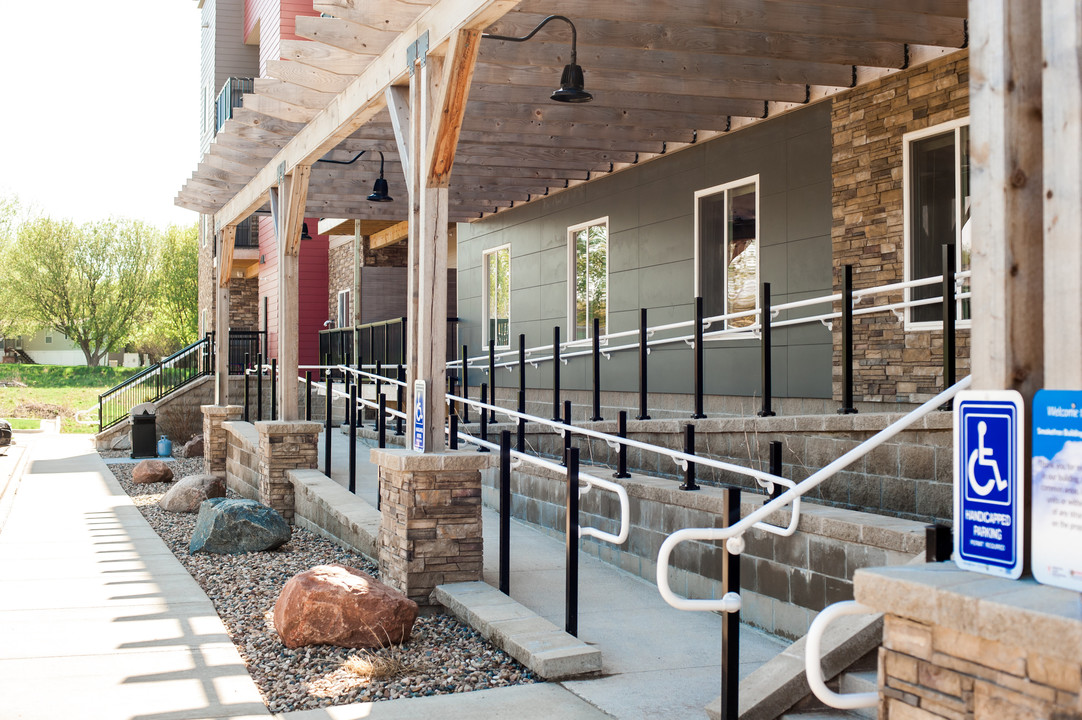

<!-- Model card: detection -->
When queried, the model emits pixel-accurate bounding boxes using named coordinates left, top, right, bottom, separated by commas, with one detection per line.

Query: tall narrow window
left=483, top=245, right=511, bottom=349
left=696, top=178, right=759, bottom=328
left=337, top=289, right=351, bottom=329
left=568, top=218, right=608, bottom=340
left=904, top=119, right=970, bottom=326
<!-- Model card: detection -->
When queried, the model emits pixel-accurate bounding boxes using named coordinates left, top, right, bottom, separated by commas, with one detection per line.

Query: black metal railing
left=235, top=217, right=259, bottom=248
left=99, top=336, right=212, bottom=431
left=320, top=317, right=459, bottom=371
left=228, top=330, right=266, bottom=375
left=215, top=77, right=253, bottom=134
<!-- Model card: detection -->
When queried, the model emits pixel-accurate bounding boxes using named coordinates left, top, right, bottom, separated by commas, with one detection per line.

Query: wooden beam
left=241, top=93, right=319, bottom=124
left=284, top=165, right=312, bottom=256
left=426, top=29, right=482, bottom=187
left=266, top=59, right=353, bottom=95
left=219, top=225, right=237, bottom=288
left=370, top=220, right=409, bottom=249
left=314, top=0, right=434, bottom=32
left=280, top=38, right=374, bottom=75
left=295, top=15, right=398, bottom=55
left=215, top=226, right=233, bottom=403
left=386, top=85, right=412, bottom=181
left=215, top=0, right=521, bottom=231
left=254, top=78, right=336, bottom=110
left=464, top=99, right=743, bottom=130
left=230, top=108, right=307, bottom=137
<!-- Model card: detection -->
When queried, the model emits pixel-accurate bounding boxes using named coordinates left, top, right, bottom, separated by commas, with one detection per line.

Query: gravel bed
left=106, top=455, right=538, bottom=713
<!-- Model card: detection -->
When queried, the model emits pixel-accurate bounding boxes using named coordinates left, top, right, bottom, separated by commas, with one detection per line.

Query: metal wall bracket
left=407, top=31, right=430, bottom=75
left=277, top=161, right=286, bottom=188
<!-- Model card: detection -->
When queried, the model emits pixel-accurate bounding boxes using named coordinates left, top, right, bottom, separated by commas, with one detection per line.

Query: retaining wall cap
left=254, top=421, right=324, bottom=435
left=370, top=447, right=493, bottom=472
left=201, top=405, right=244, bottom=416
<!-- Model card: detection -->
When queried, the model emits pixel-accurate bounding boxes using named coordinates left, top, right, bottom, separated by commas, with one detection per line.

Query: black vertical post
left=563, top=400, right=572, bottom=466
left=518, top=333, right=526, bottom=415
left=256, top=353, right=264, bottom=421
left=270, top=358, right=277, bottom=420
left=720, top=487, right=741, bottom=720
left=681, top=424, right=699, bottom=491
left=449, top=375, right=458, bottom=421
left=838, top=264, right=858, bottom=414
left=488, top=340, right=497, bottom=422
left=348, top=385, right=357, bottom=494
left=378, top=394, right=387, bottom=449
left=517, top=390, right=526, bottom=453
left=942, top=243, right=956, bottom=401
left=552, top=326, right=562, bottom=421
left=478, top=383, right=490, bottom=451
left=693, top=296, right=706, bottom=419
left=614, top=410, right=630, bottom=479
left=591, top=317, right=603, bottom=421
left=449, top=411, right=458, bottom=450
left=243, top=353, right=251, bottom=423
left=324, top=374, right=333, bottom=479
left=759, top=282, right=776, bottom=418
left=637, top=308, right=650, bottom=420
left=566, top=447, right=580, bottom=637
left=769, top=440, right=784, bottom=500
left=461, top=344, right=470, bottom=424
left=305, top=371, right=312, bottom=421
left=925, top=524, right=953, bottom=562
left=499, top=430, right=512, bottom=594
left=395, top=364, right=405, bottom=435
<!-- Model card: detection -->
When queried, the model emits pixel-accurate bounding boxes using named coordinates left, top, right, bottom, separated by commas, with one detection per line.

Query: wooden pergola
left=176, top=0, right=1078, bottom=452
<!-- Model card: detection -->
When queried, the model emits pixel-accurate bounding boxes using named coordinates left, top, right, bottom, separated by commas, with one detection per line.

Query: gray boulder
left=178, top=434, right=204, bottom=459
left=159, top=474, right=226, bottom=513
left=189, top=498, right=291, bottom=554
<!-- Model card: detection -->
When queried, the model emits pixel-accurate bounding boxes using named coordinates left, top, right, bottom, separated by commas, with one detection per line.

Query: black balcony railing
left=226, top=330, right=266, bottom=374
left=235, top=217, right=259, bottom=248
left=319, top=317, right=459, bottom=372
left=215, top=77, right=253, bottom=134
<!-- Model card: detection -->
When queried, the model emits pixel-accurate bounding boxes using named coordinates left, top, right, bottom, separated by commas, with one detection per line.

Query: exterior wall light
left=483, top=15, right=593, bottom=104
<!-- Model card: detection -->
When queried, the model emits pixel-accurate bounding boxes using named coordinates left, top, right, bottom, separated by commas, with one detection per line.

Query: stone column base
left=202, top=405, right=243, bottom=476
left=255, top=421, right=322, bottom=522
left=372, top=448, right=491, bottom=606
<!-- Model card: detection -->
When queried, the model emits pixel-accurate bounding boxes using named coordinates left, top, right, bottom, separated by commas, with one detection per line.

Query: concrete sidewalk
left=0, top=430, right=786, bottom=719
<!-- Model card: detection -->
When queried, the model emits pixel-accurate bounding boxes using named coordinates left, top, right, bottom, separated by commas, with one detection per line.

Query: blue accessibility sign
left=953, top=390, right=1025, bottom=579
left=412, top=380, right=426, bottom=453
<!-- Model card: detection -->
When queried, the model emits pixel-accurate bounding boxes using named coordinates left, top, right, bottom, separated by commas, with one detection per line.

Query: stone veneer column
left=856, top=564, right=1082, bottom=719
left=202, top=405, right=243, bottom=475
left=371, top=448, right=490, bottom=606
left=255, top=421, right=322, bottom=523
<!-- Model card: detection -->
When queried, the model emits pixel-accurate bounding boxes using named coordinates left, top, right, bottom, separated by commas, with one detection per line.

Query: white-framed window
left=695, top=176, right=759, bottom=328
left=337, top=289, right=351, bottom=329
left=903, top=117, right=970, bottom=329
left=568, top=218, right=608, bottom=340
left=482, top=244, right=511, bottom=349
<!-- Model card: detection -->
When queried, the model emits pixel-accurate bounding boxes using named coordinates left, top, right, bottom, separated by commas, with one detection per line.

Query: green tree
left=7, top=217, right=157, bottom=366
left=130, top=223, right=199, bottom=360
left=0, top=196, right=37, bottom=341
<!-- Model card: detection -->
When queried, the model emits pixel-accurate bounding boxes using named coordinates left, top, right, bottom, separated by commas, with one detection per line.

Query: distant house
left=1, top=331, right=140, bottom=367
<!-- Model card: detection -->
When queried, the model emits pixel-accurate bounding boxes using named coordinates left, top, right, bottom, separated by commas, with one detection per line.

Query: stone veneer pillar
left=855, top=563, right=1082, bottom=719
left=255, top=421, right=322, bottom=523
left=202, top=405, right=243, bottom=475
left=371, top=448, right=490, bottom=606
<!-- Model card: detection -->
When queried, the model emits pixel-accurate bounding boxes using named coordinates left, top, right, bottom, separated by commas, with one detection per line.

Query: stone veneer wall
left=328, top=239, right=353, bottom=322
left=856, top=564, right=1082, bottom=719
left=481, top=463, right=926, bottom=639
left=255, top=422, right=322, bottom=522
left=222, top=420, right=260, bottom=500
left=831, top=51, right=971, bottom=404
left=229, top=276, right=259, bottom=330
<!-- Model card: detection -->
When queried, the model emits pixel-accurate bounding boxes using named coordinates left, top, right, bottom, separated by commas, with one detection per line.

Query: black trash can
left=130, top=402, right=157, bottom=459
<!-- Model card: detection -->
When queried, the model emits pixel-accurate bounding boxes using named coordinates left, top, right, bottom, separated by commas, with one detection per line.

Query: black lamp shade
left=301, top=222, right=312, bottom=240
left=367, top=177, right=393, bottom=202
left=551, top=63, right=592, bottom=103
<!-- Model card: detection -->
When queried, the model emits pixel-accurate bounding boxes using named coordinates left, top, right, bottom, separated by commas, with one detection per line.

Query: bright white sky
left=0, top=1, right=201, bottom=229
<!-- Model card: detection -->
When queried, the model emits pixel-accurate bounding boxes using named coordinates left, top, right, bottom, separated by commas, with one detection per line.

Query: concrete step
left=839, top=670, right=878, bottom=720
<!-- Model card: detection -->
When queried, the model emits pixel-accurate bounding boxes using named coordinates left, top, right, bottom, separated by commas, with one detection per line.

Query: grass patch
left=0, top=363, right=143, bottom=434
left=6, top=418, right=40, bottom=430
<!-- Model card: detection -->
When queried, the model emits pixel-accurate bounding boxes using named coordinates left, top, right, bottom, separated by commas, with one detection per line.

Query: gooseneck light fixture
left=316, top=149, right=394, bottom=203
left=367, top=152, right=393, bottom=202
left=483, top=15, right=592, bottom=103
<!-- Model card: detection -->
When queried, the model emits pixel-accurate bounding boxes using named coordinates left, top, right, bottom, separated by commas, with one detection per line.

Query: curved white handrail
left=805, top=601, right=879, bottom=709
left=656, top=375, right=972, bottom=612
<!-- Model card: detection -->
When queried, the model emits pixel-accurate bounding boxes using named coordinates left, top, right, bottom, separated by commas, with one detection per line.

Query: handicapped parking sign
left=953, top=390, right=1024, bottom=578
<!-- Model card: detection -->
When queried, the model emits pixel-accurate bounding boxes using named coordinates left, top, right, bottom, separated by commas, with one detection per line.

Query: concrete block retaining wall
left=482, top=462, right=927, bottom=639
left=222, top=421, right=260, bottom=500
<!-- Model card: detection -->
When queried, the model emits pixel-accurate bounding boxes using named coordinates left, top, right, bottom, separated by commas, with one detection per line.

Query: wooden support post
left=970, top=0, right=1044, bottom=398
left=214, top=226, right=235, bottom=404
left=1042, top=0, right=1082, bottom=387
left=274, top=166, right=312, bottom=421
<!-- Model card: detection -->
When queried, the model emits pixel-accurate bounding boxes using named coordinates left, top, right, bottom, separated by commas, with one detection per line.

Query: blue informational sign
left=1031, top=390, right=1082, bottom=591
left=953, top=390, right=1024, bottom=579
left=412, top=380, right=426, bottom=453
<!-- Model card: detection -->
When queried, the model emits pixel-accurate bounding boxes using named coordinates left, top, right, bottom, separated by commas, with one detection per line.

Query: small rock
left=273, top=564, right=418, bottom=649
left=159, top=474, right=226, bottom=513
left=132, top=459, right=173, bottom=484
left=178, top=434, right=205, bottom=459
left=190, top=498, right=291, bottom=554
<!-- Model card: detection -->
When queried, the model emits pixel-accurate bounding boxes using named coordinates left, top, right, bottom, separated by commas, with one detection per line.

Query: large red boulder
left=132, top=459, right=174, bottom=484
left=273, top=564, right=418, bottom=649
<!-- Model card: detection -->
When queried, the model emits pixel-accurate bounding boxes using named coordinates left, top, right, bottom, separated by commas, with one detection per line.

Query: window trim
left=902, top=116, right=971, bottom=331
left=482, top=243, right=512, bottom=350
left=567, top=217, right=609, bottom=341
left=336, top=289, right=351, bottom=329
left=693, top=175, right=760, bottom=328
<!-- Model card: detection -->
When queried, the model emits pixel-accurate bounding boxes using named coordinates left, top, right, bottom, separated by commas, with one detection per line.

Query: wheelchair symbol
left=967, top=420, right=1007, bottom=497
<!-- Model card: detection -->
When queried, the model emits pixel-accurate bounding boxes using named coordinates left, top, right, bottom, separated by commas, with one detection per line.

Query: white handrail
left=655, top=375, right=972, bottom=612
left=805, top=601, right=878, bottom=709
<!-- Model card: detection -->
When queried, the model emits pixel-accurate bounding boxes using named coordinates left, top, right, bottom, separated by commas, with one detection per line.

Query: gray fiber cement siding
left=457, top=102, right=833, bottom=399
